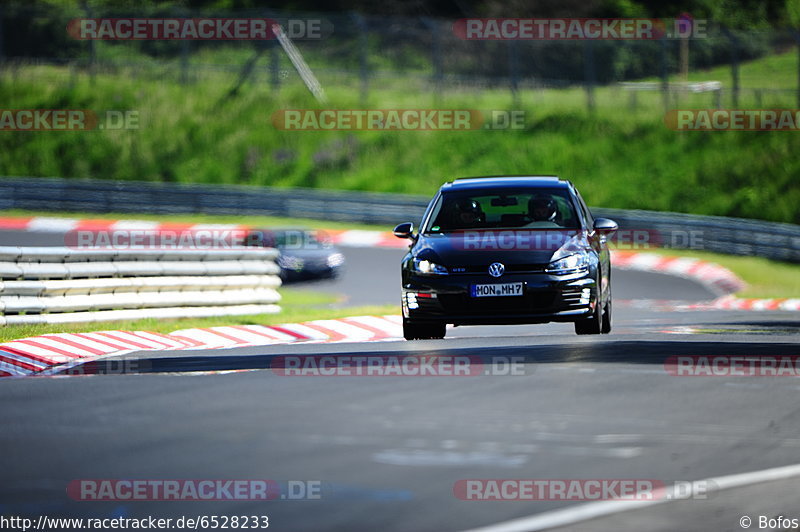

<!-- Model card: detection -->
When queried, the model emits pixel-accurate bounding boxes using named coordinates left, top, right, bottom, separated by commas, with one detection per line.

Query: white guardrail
left=0, top=247, right=282, bottom=326
left=618, top=81, right=723, bottom=93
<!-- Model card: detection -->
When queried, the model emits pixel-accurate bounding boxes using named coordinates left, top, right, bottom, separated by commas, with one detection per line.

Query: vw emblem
left=488, top=262, right=505, bottom=278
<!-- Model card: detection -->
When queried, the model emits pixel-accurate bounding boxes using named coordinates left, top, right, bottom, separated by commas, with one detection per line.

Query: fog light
left=579, top=288, right=591, bottom=304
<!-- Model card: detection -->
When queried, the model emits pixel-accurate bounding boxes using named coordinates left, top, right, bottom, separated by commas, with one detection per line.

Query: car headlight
left=326, top=252, right=345, bottom=268
left=546, top=233, right=592, bottom=274
left=412, top=258, right=448, bottom=275
left=546, top=253, right=589, bottom=274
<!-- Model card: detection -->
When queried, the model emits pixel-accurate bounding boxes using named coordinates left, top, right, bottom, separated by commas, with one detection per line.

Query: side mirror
left=593, top=218, right=618, bottom=234
left=393, top=222, right=415, bottom=239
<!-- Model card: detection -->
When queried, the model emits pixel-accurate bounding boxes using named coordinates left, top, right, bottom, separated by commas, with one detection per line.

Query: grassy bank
left=0, top=51, right=799, bottom=223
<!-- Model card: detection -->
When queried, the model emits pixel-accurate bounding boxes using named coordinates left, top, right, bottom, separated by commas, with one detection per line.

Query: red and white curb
left=609, top=251, right=800, bottom=311
left=687, top=295, right=800, bottom=312
left=617, top=297, right=800, bottom=313
left=609, top=251, right=745, bottom=295
left=0, top=315, right=403, bottom=377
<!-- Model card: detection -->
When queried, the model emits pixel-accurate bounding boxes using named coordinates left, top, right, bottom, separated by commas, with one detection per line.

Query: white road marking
left=27, top=217, right=79, bottom=232
left=463, top=462, right=800, bottom=532
left=373, top=449, right=528, bottom=468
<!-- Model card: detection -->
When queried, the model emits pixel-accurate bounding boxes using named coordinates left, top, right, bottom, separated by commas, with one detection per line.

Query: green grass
left=0, top=50, right=799, bottom=223
left=0, top=287, right=397, bottom=342
left=634, top=247, right=800, bottom=299
left=642, top=46, right=800, bottom=90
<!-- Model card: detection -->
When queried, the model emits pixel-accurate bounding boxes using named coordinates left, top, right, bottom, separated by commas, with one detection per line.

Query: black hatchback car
left=393, top=176, right=617, bottom=340
left=244, top=228, right=345, bottom=283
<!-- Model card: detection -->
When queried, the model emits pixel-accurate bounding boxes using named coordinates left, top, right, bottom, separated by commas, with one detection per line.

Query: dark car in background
left=245, top=229, right=345, bottom=283
left=394, top=176, right=617, bottom=339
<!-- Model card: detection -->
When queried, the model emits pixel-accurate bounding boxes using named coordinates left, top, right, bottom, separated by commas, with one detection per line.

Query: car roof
left=442, top=175, right=571, bottom=192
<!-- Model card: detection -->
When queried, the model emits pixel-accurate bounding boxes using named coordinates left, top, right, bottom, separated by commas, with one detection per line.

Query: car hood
left=414, top=230, right=581, bottom=266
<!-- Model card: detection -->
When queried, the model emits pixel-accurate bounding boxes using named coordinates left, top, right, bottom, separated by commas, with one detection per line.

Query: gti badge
left=488, top=262, right=505, bottom=278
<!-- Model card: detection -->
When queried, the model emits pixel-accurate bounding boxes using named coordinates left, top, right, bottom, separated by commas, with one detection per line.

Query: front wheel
left=403, top=320, right=446, bottom=340
left=601, top=297, right=612, bottom=334
left=574, top=298, right=603, bottom=335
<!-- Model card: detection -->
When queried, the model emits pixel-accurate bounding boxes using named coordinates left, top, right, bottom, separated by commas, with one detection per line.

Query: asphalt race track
left=1, top=230, right=800, bottom=531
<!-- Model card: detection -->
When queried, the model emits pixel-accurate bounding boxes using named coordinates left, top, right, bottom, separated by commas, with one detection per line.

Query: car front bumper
left=402, top=272, right=597, bottom=325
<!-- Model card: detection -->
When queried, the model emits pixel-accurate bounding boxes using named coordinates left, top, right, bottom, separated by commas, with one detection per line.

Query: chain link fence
left=1, top=4, right=799, bottom=110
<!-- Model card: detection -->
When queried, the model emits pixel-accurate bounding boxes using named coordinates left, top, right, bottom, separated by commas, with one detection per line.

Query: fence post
left=178, top=7, right=189, bottom=84
left=264, top=10, right=280, bottom=93
left=0, top=4, right=4, bottom=67
left=81, top=1, right=96, bottom=85
left=679, top=36, right=689, bottom=80
left=352, top=13, right=369, bottom=106
left=660, top=36, right=669, bottom=111
left=731, top=36, right=739, bottom=107
left=269, top=40, right=281, bottom=93
left=795, top=31, right=800, bottom=108
left=722, top=27, right=739, bottom=107
left=509, top=39, right=520, bottom=107
left=628, top=90, right=637, bottom=112
left=422, top=17, right=443, bottom=105
left=584, top=39, right=596, bottom=112
left=181, top=40, right=190, bottom=84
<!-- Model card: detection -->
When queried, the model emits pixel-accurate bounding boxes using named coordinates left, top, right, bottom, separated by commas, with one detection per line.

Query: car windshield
left=425, top=188, right=580, bottom=232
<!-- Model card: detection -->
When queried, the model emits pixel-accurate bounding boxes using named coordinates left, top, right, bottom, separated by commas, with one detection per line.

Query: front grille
left=507, top=264, right=547, bottom=273
left=439, top=291, right=556, bottom=314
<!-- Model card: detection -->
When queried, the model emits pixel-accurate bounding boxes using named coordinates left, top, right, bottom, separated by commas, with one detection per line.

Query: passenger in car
left=450, top=198, right=485, bottom=229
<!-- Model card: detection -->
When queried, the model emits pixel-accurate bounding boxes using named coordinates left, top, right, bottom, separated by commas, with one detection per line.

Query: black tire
left=403, top=320, right=446, bottom=340
left=574, top=297, right=603, bottom=335
left=601, top=297, right=612, bottom=334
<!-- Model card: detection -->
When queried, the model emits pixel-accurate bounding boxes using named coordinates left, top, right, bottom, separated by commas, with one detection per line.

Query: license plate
left=471, top=282, right=524, bottom=297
